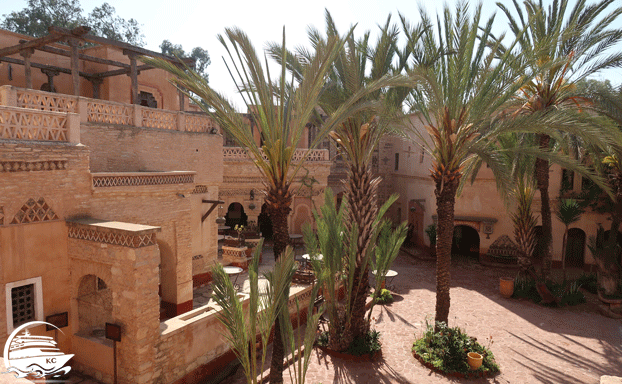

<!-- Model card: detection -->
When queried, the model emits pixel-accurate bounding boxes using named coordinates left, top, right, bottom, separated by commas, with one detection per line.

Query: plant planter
left=467, top=352, right=483, bottom=370
left=316, top=345, right=381, bottom=361
left=499, top=277, right=514, bottom=298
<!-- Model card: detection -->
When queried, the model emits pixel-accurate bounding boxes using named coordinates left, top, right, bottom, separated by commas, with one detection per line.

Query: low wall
left=155, top=285, right=315, bottom=384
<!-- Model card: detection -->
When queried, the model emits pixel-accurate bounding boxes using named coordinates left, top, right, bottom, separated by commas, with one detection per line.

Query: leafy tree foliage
left=1, top=0, right=145, bottom=46
left=160, top=40, right=210, bottom=82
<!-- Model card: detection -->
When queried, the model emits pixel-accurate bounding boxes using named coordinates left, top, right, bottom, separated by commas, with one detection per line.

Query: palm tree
left=497, top=0, right=622, bottom=279
left=556, top=198, right=584, bottom=274
left=404, top=2, right=535, bottom=328
left=271, top=10, right=415, bottom=349
left=144, top=27, right=349, bottom=384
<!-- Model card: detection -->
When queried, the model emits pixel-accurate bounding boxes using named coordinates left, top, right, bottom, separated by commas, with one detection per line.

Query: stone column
left=127, top=53, right=139, bottom=105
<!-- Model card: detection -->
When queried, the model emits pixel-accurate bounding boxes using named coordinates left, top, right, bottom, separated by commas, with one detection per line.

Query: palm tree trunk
left=344, top=163, right=379, bottom=343
left=265, top=186, right=292, bottom=384
left=536, top=134, right=553, bottom=279
left=434, top=180, right=459, bottom=330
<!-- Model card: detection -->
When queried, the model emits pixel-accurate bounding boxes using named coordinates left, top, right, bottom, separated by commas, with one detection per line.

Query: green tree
left=160, top=40, right=210, bottom=81
left=269, top=10, right=414, bottom=349
left=1, top=0, right=145, bottom=45
left=144, top=26, right=355, bottom=384
left=404, top=2, right=534, bottom=328
left=497, top=0, right=622, bottom=279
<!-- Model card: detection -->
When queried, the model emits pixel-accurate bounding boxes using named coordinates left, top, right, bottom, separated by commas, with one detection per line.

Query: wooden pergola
left=0, top=26, right=193, bottom=110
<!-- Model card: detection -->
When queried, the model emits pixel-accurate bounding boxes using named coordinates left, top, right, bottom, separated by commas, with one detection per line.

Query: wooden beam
left=0, top=56, right=92, bottom=78
left=201, top=200, right=224, bottom=223
left=21, top=41, right=131, bottom=69
left=20, top=49, right=34, bottom=88
left=0, top=33, right=64, bottom=57
left=67, top=38, right=81, bottom=96
left=128, top=53, right=138, bottom=104
left=90, top=63, right=153, bottom=78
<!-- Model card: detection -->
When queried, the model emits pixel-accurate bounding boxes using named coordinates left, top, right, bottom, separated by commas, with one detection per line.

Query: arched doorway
left=565, top=228, right=586, bottom=268
left=77, top=274, right=112, bottom=335
left=225, top=202, right=248, bottom=229
left=258, top=203, right=273, bottom=240
left=408, top=201, right=424, bottom=247
left=451, top=225, right=480, bottom=258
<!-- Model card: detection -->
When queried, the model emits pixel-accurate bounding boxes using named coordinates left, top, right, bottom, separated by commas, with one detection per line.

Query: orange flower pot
left=499, top=277, right=514, bottom=298
left=467, top=352, right=483, bottom=370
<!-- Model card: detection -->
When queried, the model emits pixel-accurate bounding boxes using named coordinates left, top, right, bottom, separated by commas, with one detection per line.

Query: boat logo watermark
left=3, top=321, right=73, bottom=379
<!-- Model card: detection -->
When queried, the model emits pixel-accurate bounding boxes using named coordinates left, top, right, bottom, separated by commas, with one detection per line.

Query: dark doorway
left=408, top=201, right=424, bottom=247
left=225, top=202, right=247, bottom=229
left=258, top=203, right=273, bottom=240
left=451, top=225, right=480, bottom=258
left=565, top=228, right=586, bottom=268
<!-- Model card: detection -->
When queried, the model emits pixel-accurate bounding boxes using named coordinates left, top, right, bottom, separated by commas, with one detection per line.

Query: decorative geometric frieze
left=288, top=288, right=314, bottom=308
left=68, top=226, right=157, bottom=248
left=191, top=185, right=209, bottom=194
left=11, top=198, right=59, bottom=224
left=0, top=160, right=67, bottom=172
left=218, top=189, right=250, bottom=198
left=87, top=101, right=133, bottom=125
left=1, top=107, right=69, bottom=141
left=185, top=115, right=216, bottom=133
left=223, top=176, right=264, bottom=184
left=16, top=89, right=77, bottom=113
left=223, top=147, right=328, bottom=162
left=141, top=109, right=176, bottom=130
left=92, top=173, right=195, bottom=188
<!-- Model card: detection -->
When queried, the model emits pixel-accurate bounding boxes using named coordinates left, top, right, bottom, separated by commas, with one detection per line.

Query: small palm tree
left=497, top=0, right=622, bottom=279
left=556, top=198, right=584, bottom=274
left=511, top=176, right=539, bottom=276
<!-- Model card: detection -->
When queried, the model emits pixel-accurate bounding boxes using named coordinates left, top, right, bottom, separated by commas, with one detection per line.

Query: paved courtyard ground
left=226, top=250, right=622, bottom=384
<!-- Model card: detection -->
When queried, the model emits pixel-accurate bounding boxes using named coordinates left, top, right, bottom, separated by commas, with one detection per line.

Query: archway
left=451, top=225, right=480, bottom=258
left=258, top=203, right=273, bottom=240
left=292, top=202, right=311, bottom=235
left=158, top=240, right=176, bottom=320
left=77, top=274, right=112, bottom=336
left=565, top=228, right=586, bottom=268
left=408, top=201, right=424, bottom=247
left=225, top=202, right=248, bottom=229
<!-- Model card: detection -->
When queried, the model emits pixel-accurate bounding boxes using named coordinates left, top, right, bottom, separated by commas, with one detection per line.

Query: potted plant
left=467, top=352, right=483, bottom=370
left=499, top=277, right=514, bottom=298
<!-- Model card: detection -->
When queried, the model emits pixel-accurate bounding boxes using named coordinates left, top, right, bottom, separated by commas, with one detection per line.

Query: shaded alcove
left=77, top=274, right=112, bottom=336
left=565, top=228, right=586, bottom=268
left=451, top=225, right=480, bottom=258
left=225, top=202, right=248, bottom=229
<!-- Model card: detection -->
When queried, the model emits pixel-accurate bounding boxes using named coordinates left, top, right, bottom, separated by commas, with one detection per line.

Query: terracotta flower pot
left=499, top=277, right=514, bottom=298
left=467, top=352, right=483, bottom=370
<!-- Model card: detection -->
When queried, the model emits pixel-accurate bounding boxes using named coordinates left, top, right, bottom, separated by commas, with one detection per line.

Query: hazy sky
left=1, top=0, right=620, bottom=108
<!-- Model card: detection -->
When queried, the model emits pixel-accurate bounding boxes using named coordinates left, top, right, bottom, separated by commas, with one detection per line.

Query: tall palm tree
left=497, top=0, right=622, bottom=278
left=270, top=10, right=415, bottom=349
left=144, top=27, right=349, bottom=384
left=404, top=2, right=535, bottom=328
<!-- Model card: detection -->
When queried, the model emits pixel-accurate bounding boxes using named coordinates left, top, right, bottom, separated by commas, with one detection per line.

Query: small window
left=561, top=169, right=574, bottom=192
left=419, top=146, right=425, bottom=164
left=5, top=277, right=43, bottom=333
left=395, top=153, right=399, bottom=171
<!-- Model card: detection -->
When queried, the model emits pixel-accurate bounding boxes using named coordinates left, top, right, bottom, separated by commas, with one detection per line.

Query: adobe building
left=0, top=27, right=325, bottom=383
left=378, top=114, right=612, bottom=269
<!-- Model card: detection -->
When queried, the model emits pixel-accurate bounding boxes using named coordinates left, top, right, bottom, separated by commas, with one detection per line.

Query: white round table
left=372, top=269, right=398, bottom=289
left=223, top=266, right=243, bottom=291
left=302, top=254, right=323, bottom=261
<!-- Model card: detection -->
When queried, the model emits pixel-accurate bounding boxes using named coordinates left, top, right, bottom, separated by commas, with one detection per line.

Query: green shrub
left=347, top=329, right=381, bottom=356
left=374, top=288, right=394, bottom=304
left=575, top=273, right=598, bottom=294
left=513, top=277, right=586, bottom=306
left=412, top=321, right=499, bottom=376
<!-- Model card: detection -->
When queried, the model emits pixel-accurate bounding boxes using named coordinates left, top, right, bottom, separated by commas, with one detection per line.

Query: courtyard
left=222, top=249, right=622, bottom=384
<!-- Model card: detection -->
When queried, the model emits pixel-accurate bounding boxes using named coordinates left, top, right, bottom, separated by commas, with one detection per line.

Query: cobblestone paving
left=226, top=251, right=622, bottom=384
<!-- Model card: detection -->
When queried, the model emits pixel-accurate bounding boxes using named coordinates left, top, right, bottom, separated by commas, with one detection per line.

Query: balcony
left=0, top=85, right=218, bottom=144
